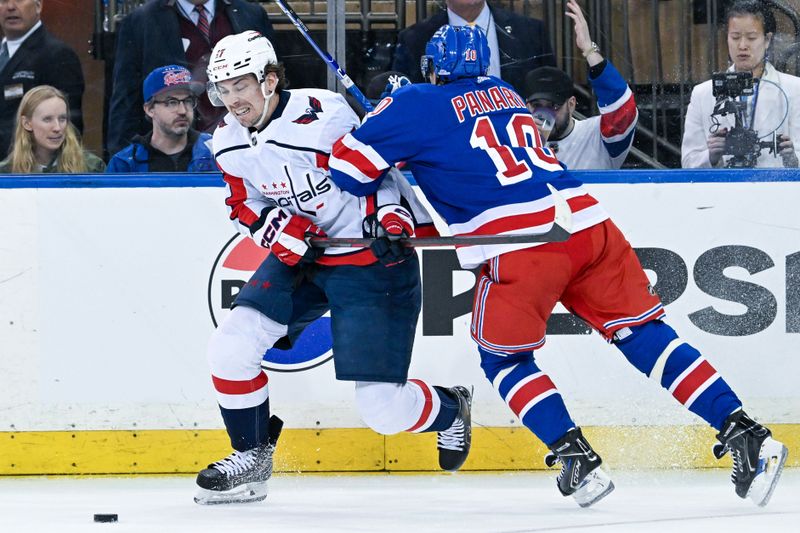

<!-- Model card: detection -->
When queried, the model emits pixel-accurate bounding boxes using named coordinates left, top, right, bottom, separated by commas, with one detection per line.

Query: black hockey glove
left=363, top=204, right=414, bottom=266
left=370, top=237, right=413, bottom=266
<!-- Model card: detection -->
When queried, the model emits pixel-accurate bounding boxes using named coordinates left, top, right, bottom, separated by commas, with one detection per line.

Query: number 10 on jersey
left=470, top=113, right=562, bottom=185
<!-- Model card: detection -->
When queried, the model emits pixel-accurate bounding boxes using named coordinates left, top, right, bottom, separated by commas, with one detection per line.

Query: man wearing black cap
left=524, top=0, right=637, bottom=170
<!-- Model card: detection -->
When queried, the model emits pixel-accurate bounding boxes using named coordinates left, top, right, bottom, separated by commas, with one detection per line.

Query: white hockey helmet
left=206, top=30, right=278, bottom=106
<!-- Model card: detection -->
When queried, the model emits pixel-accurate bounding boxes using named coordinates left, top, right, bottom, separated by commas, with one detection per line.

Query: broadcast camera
left=710, top=72, right=776, bottom=168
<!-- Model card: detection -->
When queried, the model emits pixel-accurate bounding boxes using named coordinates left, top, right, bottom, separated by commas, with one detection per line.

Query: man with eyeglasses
left=524, top=0, right=637, bottom=170
left=106, top=0, right=274, bottom=159
left=107, top=65, right=214, bottom=173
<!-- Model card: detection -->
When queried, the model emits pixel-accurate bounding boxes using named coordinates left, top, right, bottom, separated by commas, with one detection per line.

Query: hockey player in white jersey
left=193, top=30, right=472, bottom=505
left=523, top=0, right=637, bottom=170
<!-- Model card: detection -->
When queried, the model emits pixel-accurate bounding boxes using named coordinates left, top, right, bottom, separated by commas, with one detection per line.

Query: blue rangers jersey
left=213, top=88, right=437, bottom=266
left=329, top=76, right=608, bottom=268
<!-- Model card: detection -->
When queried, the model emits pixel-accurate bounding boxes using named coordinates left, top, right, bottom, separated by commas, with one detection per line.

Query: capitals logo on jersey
left=292, top=96, right=324, bottom=124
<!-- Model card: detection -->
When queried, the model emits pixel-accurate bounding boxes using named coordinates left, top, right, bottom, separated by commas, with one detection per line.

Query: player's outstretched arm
left=330, top=87, right=423, bottom=196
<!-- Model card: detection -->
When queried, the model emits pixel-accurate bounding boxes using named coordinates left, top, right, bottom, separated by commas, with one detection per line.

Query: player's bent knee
left=478, top=347, right=534, bottom=381
left=354, top=381, right=409, bottom=435
left=613, top=320, right=681, bottom=376
left=207, top=305, right=288, bottom=378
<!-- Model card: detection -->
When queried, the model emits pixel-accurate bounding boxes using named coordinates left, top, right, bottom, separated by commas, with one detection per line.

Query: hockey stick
left=272, top=0, right=374, bottom=113
left=312, top=184, right=573, bottom=248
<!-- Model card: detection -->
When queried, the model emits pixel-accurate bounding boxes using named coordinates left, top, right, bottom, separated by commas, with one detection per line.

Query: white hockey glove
left=379, top=74, right=411, bottom=100
left=252, top=207, right=326, bottom=267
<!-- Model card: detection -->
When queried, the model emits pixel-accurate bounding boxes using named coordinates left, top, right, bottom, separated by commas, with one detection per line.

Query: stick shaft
left=272, top=0, right=374, bottom=112
left=310, top=224, right=570, bottom=248
left=313, top=184, right=574, bottom=248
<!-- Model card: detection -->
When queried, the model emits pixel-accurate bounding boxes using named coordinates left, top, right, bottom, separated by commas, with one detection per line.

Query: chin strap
left=254, top=81, right=275, bottom=129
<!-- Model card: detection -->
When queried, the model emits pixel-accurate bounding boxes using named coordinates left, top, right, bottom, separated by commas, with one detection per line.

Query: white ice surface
left=1, top=469, right=798, bottom=532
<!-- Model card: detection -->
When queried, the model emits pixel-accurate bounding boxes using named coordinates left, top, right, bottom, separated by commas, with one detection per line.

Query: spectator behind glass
left=523, top=0, right=637, bottom=170
left=107, top=65, right=214, bottom=173
left=391, top=0, right=555, bottom=95
left=682, top=0, right=800, bottom=168
left=0, top=85, right=104, bottom=173
left=0, top=0, right=85, bottom=158
left=107, top=0, right=274, bottom=157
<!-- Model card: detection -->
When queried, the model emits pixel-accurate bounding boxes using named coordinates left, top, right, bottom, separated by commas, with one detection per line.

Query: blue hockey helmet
left=421, top=25, right=491, bottom=83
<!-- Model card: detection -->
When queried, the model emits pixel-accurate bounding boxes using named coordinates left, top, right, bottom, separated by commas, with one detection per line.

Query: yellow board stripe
left=1, top=425, right=797, bottom=475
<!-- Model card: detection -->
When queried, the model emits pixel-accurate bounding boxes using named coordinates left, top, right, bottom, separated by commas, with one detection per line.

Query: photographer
left=682, top=0, right=800, bottom=168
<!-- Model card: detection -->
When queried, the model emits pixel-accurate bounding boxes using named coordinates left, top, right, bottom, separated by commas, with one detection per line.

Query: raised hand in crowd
left=565, top=0, right=602, bottom=66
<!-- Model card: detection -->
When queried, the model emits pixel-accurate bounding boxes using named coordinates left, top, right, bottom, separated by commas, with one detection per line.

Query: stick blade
left=546, top=182, right=573, bottom=234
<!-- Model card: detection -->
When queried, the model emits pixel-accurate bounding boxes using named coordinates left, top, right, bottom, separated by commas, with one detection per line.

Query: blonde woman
left=0, top=86, right=104, bottom=173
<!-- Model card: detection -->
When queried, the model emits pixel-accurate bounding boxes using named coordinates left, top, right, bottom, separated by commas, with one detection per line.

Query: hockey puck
left=93, top=514, right=118, bottom=523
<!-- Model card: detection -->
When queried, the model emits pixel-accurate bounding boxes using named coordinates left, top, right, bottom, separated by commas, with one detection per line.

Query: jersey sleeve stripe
left=316, top=153, right=330, bottom=169
left=604, top=130, right=637, bottom=158
left=222, top=172, right=260, bottom=227
left=600, top=95, right=638, bottom=139
left=331, top=134, right=389, bottom=181
left=598, top=86, right=634, bottom=114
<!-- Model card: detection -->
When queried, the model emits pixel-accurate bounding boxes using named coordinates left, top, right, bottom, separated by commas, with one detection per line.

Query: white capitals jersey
left=546, top=60, right=637, bottom=170
left=213, top=88, right=436, bottom=266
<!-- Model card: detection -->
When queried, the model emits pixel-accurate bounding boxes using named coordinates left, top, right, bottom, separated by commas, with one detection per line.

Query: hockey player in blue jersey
left=329, top=25, right=788, bottom=508
left=194, top=31, right=472, bottom=505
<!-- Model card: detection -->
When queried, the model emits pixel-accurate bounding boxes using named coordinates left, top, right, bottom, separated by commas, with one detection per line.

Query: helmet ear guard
left=420, top=55, right=435, bottom=80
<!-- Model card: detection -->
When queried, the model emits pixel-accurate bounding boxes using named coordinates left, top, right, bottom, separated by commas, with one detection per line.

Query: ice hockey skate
left=713, top=410, right=788, bottom=507
left=437, top=386, right=473, bottom=472
left=545, top=427, right=614, bottom=508
left=194, top=415, right=283, bottom=505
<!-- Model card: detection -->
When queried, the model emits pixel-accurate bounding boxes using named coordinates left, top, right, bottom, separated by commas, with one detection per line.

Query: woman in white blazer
left=682, top=0, right=800, bottom=168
